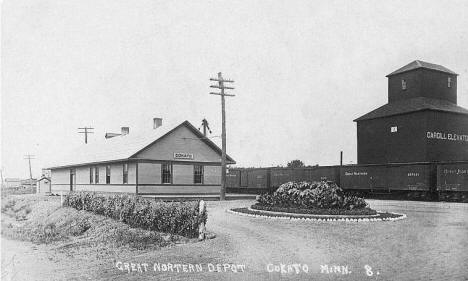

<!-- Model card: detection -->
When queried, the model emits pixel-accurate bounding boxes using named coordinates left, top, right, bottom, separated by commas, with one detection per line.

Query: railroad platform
left=141, top=193, right=258, bottom=201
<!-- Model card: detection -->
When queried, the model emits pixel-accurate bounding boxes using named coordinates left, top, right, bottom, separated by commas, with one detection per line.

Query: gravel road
left=2, top=199, right=468, bottom=281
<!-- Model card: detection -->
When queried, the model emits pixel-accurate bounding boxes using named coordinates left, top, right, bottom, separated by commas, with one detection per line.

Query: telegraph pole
left=210, top=72, right=235, bottom=200
left=78, top=127, right=94, bottom=144
left=24, top=154, right=35, bottom=189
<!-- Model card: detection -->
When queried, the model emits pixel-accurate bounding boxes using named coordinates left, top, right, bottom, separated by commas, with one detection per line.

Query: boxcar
left=306, top=166, right=340, bottom=184
left=386, top=164, right=433, bottom=191
left=226, top=169, right=241, bottom=188
left=437, top=163, right=468, bottom=192
left=340, top=165, right=387, bottom=190
left=270, top=168, right=295, bottom=188
left=246, top=168, right=270, bottom=190
left=437, top=163, right=468, bottom=202
left=240, top=169, right=249, bottom=188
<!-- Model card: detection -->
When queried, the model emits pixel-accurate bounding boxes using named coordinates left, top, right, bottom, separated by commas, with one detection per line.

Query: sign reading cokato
left=173, top=152, right=194, bottom=160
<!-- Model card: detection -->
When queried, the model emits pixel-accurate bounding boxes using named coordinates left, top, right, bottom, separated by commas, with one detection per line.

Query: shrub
left=257, top=181, right=368, bottom=210
left=64, top=192, right=207, bottom=238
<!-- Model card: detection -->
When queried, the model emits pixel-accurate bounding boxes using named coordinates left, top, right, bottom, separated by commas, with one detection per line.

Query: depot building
left=354, top=60, right=468, bottom=164
left=46, top=119, right=235, bottom=196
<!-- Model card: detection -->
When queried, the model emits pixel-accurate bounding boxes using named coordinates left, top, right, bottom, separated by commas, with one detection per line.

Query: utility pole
left=199, top=118, right=212, bottom=137
left=24, top=154, right=35, bottom=189
left=78, top=126, right=94, bottom=144
left=210, top=72, right=235, bottom=201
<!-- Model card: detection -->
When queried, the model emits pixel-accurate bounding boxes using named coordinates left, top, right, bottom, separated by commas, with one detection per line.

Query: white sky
left=2, top=0, right=468, bottom=178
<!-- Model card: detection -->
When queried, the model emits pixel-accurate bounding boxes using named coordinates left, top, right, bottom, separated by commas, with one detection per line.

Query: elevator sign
left=173, top=152, right=194, bottom=160
left=426, top=132, right=468, bottom=142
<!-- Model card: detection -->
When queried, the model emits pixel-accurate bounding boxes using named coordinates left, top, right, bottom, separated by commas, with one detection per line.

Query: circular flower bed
left=250, top=204, right=377, bottom=216
left=228, top=207, right=406, bottom=222
left=228, top=181, right=406, bottom=222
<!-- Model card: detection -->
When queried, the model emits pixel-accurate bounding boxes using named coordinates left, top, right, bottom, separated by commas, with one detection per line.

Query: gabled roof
left=354, top=97, right=468, bottom=121
left=46, top=120, right=235, bottom=169
left=386, top=60, right=458, bottom=77
left=38, top=176, right=51, bottom=182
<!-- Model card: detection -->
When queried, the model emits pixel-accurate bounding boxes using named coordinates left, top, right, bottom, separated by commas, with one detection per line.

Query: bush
left=257, top=181, right=368, bottom=210
left=64, top=192, right=207, bottom=238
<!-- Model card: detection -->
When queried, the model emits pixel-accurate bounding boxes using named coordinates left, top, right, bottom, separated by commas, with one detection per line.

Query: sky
left=2, top=0, right=468, bottom=178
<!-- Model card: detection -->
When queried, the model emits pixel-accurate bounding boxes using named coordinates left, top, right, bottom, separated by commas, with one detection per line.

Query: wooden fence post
left=60, top=191, right=64, bottom=207
left=198, top=200, right=206, bottom=240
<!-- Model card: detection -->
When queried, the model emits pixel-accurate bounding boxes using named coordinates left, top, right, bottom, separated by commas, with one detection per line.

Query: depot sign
left=426, top=132, right=468, bottom=142
left=173, top=152, right=194, bottom=160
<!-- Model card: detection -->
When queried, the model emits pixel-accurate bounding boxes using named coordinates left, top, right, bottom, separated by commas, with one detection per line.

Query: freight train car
left=437, top=163, right=468, bottom=202
left=226, top=168, right=270, bottom=194
left=305, top=166, right=341, bottom=184
left=340, top=165, right=387, bottom=191
left=340, top=163, right=436, bottom=200
left=269, top=166, right=340, bottom=189
left=226, top=162, right=468, bottom=202
left=270, top=168, right=296, bottom=188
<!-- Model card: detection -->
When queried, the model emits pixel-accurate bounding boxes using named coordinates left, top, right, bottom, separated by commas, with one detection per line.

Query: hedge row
left=64, top=192, right=207, bottom=238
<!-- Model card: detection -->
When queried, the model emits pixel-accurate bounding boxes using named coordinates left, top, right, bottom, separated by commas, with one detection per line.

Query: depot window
left=448, top=77, right=452, bottom=88
left=94, top=166, right=99, bottom=184
left=194, top=165, right=204, bottom=184
left=401, top=79, right=407, bottom=90
left=123, top=163, right=128, bottom=184
left=106, top=165, right=111, bottom=184
left=162, top=163, right=172, bottom=184
left=90, top=167, right=94, bottom=184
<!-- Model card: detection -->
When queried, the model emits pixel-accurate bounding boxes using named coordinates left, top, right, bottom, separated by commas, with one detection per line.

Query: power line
left=209, top=72, right=235, bottom=201
left=78, top=127, right=94, bottom=144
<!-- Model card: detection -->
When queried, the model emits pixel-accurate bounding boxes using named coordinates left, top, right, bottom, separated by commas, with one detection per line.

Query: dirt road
left=2, top=199, right=468, bottom=281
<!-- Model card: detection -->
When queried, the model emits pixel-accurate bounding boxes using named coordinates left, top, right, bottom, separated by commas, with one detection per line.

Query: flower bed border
left=227, top=207, right=406, bottom=222
left=251, top=204, right=377, bottom=216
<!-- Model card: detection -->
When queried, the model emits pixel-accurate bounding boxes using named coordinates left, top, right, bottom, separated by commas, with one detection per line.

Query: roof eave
left=386, top=67, right=458, bottom=77
left=46, top=158, right=132, bottom=170
left=355, top=108, right=468, bottom=122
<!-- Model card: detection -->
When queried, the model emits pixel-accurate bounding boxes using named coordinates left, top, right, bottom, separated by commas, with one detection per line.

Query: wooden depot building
left=46, top=120, right=235, bottom=197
